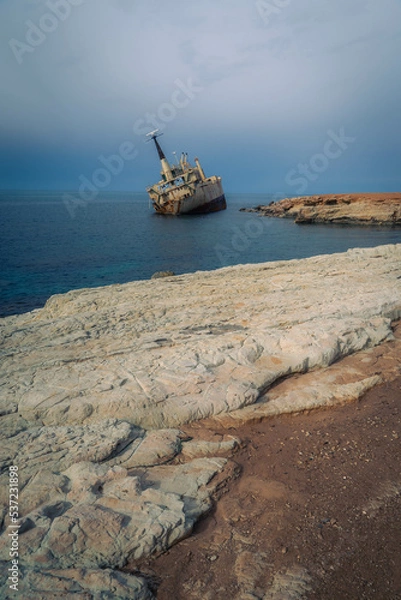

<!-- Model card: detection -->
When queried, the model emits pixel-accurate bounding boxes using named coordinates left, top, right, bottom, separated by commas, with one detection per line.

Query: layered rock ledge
left=1, top=244, right=401, bottom=598
left=241, top=192, right=401, bottom=225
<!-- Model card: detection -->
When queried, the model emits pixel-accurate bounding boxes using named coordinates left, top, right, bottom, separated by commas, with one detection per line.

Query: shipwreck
left=146, top=130, right=226, bottom=215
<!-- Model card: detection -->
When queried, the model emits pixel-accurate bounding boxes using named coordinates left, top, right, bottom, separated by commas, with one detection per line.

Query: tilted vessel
left=146, top=130, right=226, bottom=215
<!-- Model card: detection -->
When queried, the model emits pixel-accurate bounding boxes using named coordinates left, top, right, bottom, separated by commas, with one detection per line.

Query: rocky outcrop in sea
left=241, top=193, right=401, bottom=225
left=1, top=244, right=401, bottom=598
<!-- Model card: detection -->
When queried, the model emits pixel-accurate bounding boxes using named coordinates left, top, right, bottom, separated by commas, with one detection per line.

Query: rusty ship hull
left=152, top=177, right=226, bottom=215
left=146, top=131, right=227, bottom=216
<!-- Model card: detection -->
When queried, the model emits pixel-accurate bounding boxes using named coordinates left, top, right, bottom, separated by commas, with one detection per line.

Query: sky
left=1, top=0, right=400, bottom=194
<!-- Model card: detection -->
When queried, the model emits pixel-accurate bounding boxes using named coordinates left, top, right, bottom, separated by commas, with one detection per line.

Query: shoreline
left=242, top=192, right=401, bottom=226
left=142, top=360, right=401, bottom=599
left=2, top=191, right=401, bottom=320
left=1, top=243, right=400, bottom=598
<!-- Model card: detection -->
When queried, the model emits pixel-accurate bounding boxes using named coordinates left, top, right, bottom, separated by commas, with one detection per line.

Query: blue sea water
left=1, top=190, right=401, bottom=317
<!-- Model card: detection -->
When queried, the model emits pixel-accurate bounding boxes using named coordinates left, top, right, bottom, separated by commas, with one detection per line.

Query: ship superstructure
left=146, top=130, right=226, bottom=215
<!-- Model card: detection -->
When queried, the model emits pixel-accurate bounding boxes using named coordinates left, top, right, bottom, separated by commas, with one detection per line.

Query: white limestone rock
left=108, top=428, right=184, bottom=468
left=1, top=245, right=400, bottom=430
left=214, top=375, right=381, bottom=426
left=0, top=562, right=154, bottom=600
left=1, top=244, right=401, bottom=597
left=181, top=436, right=240, bottom=459
left=0, top=457, right=227, bottom=571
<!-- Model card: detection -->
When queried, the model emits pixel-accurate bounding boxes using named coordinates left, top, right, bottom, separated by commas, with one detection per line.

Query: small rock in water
left=151, top=270, right=175, bottom=279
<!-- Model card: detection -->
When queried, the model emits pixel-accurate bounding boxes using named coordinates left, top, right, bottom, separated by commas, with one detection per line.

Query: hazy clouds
left=1, top=0, right=400, bottom=192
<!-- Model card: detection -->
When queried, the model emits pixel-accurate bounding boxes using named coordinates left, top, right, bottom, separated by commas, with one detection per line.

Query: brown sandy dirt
left=127, top=330, right=401, bottom=600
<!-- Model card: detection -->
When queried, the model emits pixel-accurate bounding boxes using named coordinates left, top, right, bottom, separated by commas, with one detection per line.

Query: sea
left=1, top=190, right=401, bottom=318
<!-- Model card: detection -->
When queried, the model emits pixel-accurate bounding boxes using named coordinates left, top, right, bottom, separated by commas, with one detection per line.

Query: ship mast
left=146, top=130, right=173, bottom=182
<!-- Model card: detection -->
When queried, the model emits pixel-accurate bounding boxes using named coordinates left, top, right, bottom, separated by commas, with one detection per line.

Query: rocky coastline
left=241, top=192, right=401, bottom=225
left=1, top=244, right=401, bottom=598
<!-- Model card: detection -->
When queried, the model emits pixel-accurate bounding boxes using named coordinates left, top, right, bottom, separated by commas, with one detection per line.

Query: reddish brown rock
left=248, top=193, right=401, bottom=225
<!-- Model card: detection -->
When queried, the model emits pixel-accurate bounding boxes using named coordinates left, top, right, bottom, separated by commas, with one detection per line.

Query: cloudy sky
left=1, top=0, right=400, bottom=193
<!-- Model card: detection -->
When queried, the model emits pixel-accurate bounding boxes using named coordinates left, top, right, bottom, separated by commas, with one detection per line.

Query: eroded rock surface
left=243, top=192, right=401, bottom=225
left=0, top=563, right=153, bottom=600
left=1, top=244, right=401, bottom=597
left=2, top=244, right=401, bottom=430
left=0, top=455, right=229, bottom=599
